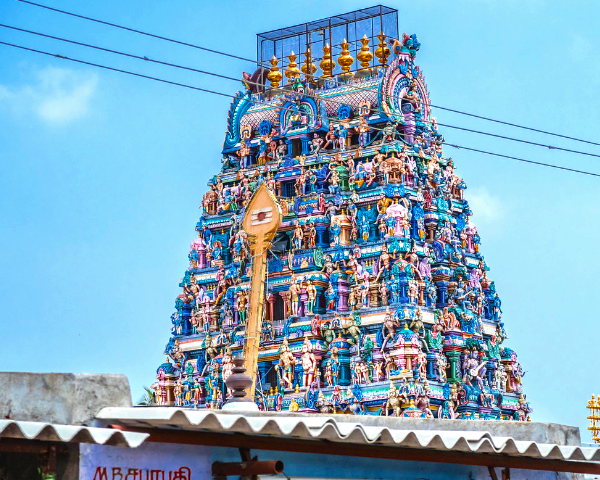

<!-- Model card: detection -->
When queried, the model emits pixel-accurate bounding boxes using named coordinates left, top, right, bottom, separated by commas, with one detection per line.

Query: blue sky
left=1, top=0, right=599, bottom=440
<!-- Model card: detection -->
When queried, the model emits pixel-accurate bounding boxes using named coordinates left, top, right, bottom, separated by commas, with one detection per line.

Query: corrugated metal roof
left=96, top=407, right=600, bottom=463
left=0, top=419, right=148, bottom=448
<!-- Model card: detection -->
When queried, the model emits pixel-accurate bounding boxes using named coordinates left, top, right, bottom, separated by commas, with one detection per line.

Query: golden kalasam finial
left=338, top=38, right=354, bottom=74
left=267, top=55, right=283, bottom=88
left=587, top=393, right=600, bottom=444
left=301, top=47, right=317, bottom=79
left=319, top=43, right=336, bottom=77
left=375, top=32, right=391, bottom=66
left=285, top=51, right=302, bottom=83
left=357, top=34, right=374, bottom=71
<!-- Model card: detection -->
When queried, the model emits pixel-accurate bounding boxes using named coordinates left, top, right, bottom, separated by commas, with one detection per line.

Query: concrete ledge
left=0, top=372, right=132, bottom=425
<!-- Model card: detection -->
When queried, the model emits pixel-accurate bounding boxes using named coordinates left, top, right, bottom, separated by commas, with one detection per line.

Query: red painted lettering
left=125, top=468, right=140, bottom=480
left=148, top=470, right=164, bottom=480
left=93, top=467, right=108, bottom=480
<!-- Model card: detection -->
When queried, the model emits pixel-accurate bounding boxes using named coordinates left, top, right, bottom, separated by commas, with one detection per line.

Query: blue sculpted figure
left=170, top=311, right=183, bottom=335
left=233, top=234, right=244, bottom=261
left=425, top=278, right=437, bottom=307
left=219, top=302, right=227, bottom=327
left=473, top=229, right=481, bottom=252
left=258, top=138, right=268, bottom=165
left=188, top=248, right=198, bottom=267
left=385, top=215, right=396, bottom=237
left=283, top=316, right=292, bottom=338
left=390, top=274, right=400, bottom=303
left=359, top=215, right=370, bottom=242
left=305, top=382, right=319, bottom=410
left=493, top=293, right=502, bottom=321
left=355, top=163, right=367, bottom=189
left=309, top=170, right=317, bottom=192
left=330, top=220, right=342, bottom=246
left=201, top=224, right=212, bottom=246
left=211, top=242, right=222, bottom=262
left=331, top=360, right=339, bottom=386
left=376, top=328, right=384, bottom=348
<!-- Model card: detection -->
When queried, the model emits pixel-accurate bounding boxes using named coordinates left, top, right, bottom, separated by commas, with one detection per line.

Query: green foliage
left=136, top=386, right=155, bottom=406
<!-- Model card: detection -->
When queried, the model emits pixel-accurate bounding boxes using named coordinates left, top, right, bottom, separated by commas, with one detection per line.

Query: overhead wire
left=0, top=23, right=392, bottom=135
left=0, top=23, right=248, bottom=85
left=432, top=105, right=600, bottom=148
left=16, top=0, right=258, bottom=64
left=445, top=144, right=600, bottom=178
left=2, top=39, right=600, bottom=179
left=15, top=0, right=600, bottom=148
left=3, top=22, right=600, bottom=161
left=436, top=123, right=600, bottom=159
left=0, top=40, right=233, bottom=98
left=0, top=38, right=392, bottom=138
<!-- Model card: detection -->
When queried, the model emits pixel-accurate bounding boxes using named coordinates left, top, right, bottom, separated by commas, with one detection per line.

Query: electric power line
left=16, top=0, right=600, bottom=148
left=2, top=39, right=600, bottom=179
left=436, top=123, right=600, bottom=159
left=0, top=40, right=232, bottom=98
left=0, top=39, right=382, bottom=134
left=434, top=105, right=600, bottom=148
left=3, top=22, right=600, bottom=161
left=16, top=0, right=257, bottom=64
left=0, top=23, right=245, bottom=85
left=446, top=144, right=600, bottom=178
left=0, top=35, right=392, bottom=137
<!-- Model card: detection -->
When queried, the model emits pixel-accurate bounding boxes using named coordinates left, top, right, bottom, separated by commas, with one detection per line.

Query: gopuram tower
left=153, top=6, right=531, bottom=421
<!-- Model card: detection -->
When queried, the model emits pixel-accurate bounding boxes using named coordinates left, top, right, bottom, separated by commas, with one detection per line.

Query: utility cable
left=2, top=39, right=600, bottom=179
left=0, top=40, right=232, bottom=98
left=15, top=0, right=600, bottom=147
left=436, top=123, right=600, bottom=159
left=446, top=144, right=600, bottom=178
left=433, top=105, right=600, bottom=147
left=4, top=23, right=599, bottom=160
left=0, top=37, right=389, bottom=135
left=16, top=0, right=258, bottom=64
left=0, top=23, right=247, bottom=85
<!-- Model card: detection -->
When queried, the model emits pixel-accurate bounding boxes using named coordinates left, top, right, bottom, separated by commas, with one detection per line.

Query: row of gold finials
left=587, top=394, right=600, bottom=444
left=266, top=32, right=393, bottom=88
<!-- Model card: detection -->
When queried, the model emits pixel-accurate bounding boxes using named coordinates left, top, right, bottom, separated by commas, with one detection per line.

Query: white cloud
left=0, top=66, right=98, bottom=125
left=466, top=186, right=506, bottom=224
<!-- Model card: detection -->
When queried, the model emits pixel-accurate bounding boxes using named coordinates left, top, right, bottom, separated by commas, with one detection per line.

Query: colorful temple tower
left=154, top=6, right=531, bottom=421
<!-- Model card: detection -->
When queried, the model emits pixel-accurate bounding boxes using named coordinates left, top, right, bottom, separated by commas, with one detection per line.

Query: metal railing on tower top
left=253, top=6, right=398, bottom=92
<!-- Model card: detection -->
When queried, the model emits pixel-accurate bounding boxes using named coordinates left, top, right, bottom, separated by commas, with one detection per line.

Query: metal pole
left=212, top=460, right=284, bottom=477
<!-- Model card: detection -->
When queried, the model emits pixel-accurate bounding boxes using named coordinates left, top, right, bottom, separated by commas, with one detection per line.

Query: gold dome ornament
left=267, top=55, right=283, bottom=88
left=285, top=51, right=302, bottom=83
left=356, top=34, right=374, bottom=73
left=337, top=38, right=354, bottom=75
left=319, top=43, right=336, bottom=77
left=301, top=47, right=317, bottom=80
left=375, top=32, right=391, bottom=67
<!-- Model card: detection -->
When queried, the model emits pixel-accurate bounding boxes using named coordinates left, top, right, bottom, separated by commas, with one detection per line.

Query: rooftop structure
left=255, top=6, right=398, bottom=90
left=154, top=6, right=530, bottom=423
